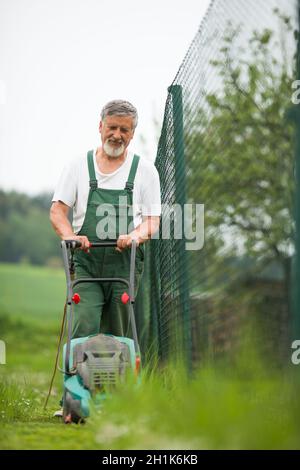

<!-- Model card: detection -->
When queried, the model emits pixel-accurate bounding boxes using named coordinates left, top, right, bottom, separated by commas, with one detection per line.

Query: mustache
left=108, top=138, right=124, bottom=145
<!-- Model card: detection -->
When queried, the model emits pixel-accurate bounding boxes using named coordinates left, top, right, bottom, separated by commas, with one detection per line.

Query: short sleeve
left=141, top=165, right=161, bottom=216
left=52, top=161, right=77, bottom=208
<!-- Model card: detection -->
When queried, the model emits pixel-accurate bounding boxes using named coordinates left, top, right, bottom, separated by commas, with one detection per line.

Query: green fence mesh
left=136, top=0, right=299, bottom=369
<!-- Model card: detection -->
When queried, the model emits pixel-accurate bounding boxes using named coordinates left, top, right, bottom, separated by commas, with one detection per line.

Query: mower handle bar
left=61, top=238, right=140, bottom=374
left=63, top=239, right=118, bottom=249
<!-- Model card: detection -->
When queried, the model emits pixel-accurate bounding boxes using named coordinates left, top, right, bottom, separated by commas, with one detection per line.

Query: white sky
left=0, top=0, right=211, bottom=195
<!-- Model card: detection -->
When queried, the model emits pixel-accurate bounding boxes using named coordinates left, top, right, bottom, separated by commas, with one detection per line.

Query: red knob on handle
left=72, top=293, right=81, bottom=304
left=135, top=356, right=141, bottom=375
left=121, top=292, right=130, bottom=304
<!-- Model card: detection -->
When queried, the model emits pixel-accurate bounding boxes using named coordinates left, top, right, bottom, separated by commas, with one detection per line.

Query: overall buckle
left=125, top=182, right=134, bottom=192
left=90, top=180, right=98, bottom=190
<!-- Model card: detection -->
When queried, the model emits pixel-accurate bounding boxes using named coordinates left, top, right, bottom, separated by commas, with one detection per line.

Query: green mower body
left=62, top=333, right=137, bottom=423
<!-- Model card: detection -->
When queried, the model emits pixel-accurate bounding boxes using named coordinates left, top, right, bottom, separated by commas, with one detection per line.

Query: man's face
left=99, top=115, right=135, bottom=158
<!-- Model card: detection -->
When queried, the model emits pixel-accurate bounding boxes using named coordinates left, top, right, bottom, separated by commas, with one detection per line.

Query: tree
left=186, top=12, right=296, bottom=316
left=0, top=190, right=60, bottom=265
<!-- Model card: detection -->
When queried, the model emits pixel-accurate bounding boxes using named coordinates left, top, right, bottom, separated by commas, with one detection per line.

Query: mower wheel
left=63, top=391, right=83, bottom=424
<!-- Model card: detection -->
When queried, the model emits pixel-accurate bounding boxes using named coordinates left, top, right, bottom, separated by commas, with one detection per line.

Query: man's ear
left=99, top=121, right=103, bottom=133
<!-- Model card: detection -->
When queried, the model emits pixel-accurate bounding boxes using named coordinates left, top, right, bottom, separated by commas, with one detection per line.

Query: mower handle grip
left=90, top=241, right=118, bottom=248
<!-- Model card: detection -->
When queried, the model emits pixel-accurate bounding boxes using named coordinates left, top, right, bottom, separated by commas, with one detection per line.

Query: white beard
left=103, top=140, right=125, bottom=158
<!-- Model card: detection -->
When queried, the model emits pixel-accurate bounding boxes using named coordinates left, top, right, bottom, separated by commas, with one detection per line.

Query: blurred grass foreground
left=0, top=263, right=300, bottom=449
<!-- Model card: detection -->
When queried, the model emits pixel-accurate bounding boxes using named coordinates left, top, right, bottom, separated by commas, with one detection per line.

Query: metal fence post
left=168, top=84, right=192, bottom=370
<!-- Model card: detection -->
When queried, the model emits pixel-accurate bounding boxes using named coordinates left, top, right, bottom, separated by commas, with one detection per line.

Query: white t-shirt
left=52, top=149, right=161, bottom=234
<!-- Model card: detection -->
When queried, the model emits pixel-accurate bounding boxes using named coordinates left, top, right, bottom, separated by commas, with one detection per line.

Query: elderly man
left=50, top=100, right=161, bottom=339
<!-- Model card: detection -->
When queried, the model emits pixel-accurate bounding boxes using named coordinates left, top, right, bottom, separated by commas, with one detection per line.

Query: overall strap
left=125, top=155, right=140, bottom=192
left=87, top=150, right=98, bottom=190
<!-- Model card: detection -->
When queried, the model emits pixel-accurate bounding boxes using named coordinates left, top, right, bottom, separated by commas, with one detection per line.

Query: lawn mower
left=59, top=239, right=141, bottom=424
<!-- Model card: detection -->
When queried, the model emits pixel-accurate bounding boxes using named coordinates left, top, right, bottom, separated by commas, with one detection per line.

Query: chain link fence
left=136, top=0, right=299, bottom=369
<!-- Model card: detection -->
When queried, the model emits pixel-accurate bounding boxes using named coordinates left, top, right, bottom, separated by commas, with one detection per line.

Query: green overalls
left=72, top=150, right=144, bottom=339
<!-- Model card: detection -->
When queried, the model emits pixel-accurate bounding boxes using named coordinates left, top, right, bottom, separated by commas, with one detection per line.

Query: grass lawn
left=0, top=262, right=300, bottom=450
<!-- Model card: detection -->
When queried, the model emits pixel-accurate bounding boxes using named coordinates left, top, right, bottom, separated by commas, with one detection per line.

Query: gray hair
left=101, top=100, right=138, bottom=129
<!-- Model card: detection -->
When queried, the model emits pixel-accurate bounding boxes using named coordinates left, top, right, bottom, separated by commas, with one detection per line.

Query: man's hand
left=116, top=234, right=139, bottom=252
left=63, top=235, right=91, bottom=251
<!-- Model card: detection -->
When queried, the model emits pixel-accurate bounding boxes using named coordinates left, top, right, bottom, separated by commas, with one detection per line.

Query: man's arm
left=116, top=216, right=160, bottom=252
left=50, top=201, right=90, bottom=250
left=131, top=216, right=160, bottom=243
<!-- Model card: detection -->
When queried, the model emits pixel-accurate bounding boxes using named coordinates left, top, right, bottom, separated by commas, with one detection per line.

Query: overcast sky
left=0, top=0, right=211, bottom=194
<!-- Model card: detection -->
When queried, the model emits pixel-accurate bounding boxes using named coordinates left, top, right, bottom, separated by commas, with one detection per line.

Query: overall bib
left=72, top=150, right=144, bottom=339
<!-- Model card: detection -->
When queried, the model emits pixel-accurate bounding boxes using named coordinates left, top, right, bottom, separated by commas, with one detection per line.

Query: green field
left=0, top=262, right=300, bottom=450
left=0, top=263, right=65, bottom=320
